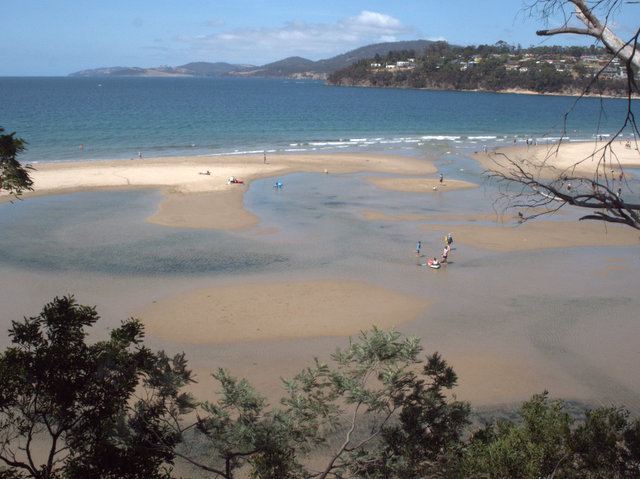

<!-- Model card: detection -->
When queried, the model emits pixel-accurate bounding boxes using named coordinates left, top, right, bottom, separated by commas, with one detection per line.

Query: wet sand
left=418, top=221, right=640, bottom=252
left=135, top=280, right=432, bottom=344
left=475, top=140, right=640, bottom=178
left=363, top=176, right=478, bottom=193
left=358, top=209, right=639, bottom=251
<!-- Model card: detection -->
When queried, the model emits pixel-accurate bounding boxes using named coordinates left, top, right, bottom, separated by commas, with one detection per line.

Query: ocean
left=1, top=76, right=637, bottom=163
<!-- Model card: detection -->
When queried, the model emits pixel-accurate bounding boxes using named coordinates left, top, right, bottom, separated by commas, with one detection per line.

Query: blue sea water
left=1, top=77, right=637, bottom=163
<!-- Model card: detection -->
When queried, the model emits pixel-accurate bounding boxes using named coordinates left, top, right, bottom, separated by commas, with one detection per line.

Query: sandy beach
left=476, top=139, right=640, bottom=178
left=4, top=153, right=441, bottom=230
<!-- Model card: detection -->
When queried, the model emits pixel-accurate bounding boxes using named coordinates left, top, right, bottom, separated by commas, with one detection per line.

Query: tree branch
left=173, top=450, right=229, bottom=478
left=537, top=27, right=591, bottom=35
left=316, top=403, right=361, bottom=479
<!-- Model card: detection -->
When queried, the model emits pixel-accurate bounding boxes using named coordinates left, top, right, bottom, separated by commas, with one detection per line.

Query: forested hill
left=327, top=41, right=631, bottom=96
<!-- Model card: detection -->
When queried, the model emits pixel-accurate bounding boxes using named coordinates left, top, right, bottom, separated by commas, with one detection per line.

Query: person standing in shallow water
left=416, top=241, right=421, bottom=257
left=442, top=244, right=450, bottom=263
left=439, top=173, right=443, bottom=183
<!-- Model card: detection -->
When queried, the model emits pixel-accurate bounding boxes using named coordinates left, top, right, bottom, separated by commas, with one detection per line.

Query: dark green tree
left=0, top=127, right=33, bottom=198
left=0, top=296, right=195, bottom=479
left=461, top=392, right=640, bottom=478
left=461, top=392, right=572, bottom=478
left=569, top=406, right=640, bottom=477
left=346, top=352, right=470, bottom=478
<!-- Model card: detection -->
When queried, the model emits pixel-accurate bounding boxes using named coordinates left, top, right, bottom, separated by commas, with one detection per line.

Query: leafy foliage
left=280, top=327, right=470, bottom=479
left=180, top=328, right=469, bottom=479
left=461, top=391, right=640, bottom=478
left=185, top=368, right=304, bottom=479
left=0, top=296, right=195, bottom=479
left=0, top=127, right=33, bottom=198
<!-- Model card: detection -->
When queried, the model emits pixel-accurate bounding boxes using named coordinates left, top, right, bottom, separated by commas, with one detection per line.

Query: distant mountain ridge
left=69, top=62, right=251, bottom=78
left=69, top=40, right=434, bottom=79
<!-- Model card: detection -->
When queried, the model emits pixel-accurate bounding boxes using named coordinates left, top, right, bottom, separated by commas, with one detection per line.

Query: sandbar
left=358, top=211, right=520, bottom=223
left=475, top=140, right=640, bottom=179
left=363, top=176, right=478, bottom=193
left=357, top=208, right=638, bottom=250
left=2, top=153, right=438, bottom=230
left=419, top=220, right=639, bottom=252
left=134, top=280, right=432, bottom=344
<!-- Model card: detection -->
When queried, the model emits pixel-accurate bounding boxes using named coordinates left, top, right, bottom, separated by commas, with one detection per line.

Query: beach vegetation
left=0, top=127, right=33, bottom=199
left=177, top=368, right=305, bottom=479
left=0, top=295, right=196, bottom=479
left=179, top=327, right=469, bottom=478
left=461, top=391, right=640, bottom=478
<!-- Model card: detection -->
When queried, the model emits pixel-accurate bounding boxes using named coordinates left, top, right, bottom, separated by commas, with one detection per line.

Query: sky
left=3, top=1, right=640, bottom=76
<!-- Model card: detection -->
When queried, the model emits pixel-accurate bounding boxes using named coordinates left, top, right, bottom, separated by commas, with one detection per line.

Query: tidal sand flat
left=363, top=176, right=478, bottom=193
left=418, top=221, right=640, bottom=252
left=2, top=149, right=639, bottom=412
left=135, top=280, right=433, bottom=344
left=4, top=77, right=640, bottom=418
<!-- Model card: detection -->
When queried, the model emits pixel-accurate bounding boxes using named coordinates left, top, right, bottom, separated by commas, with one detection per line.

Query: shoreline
left=327, top=82, right=637, bottom=99
left=1, top=152, right=450, bottom=230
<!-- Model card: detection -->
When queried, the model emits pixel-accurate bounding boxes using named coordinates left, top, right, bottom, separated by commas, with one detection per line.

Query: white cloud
left=176, top=11, right=419, bottom=64
left=204, top=20, right=225, bottom=28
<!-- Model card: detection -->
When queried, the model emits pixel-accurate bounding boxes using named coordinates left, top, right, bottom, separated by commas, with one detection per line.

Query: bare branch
left=486, top=152, right=640, bottom=229
left=537, top=27, right=591, bottom=35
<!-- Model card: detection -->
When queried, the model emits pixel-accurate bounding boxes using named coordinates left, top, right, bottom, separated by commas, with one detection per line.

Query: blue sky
left=3, top=1, right=639, bottom=76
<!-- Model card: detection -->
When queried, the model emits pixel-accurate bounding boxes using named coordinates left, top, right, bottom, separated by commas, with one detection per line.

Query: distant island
left=70, top=39, right=632, bottom=96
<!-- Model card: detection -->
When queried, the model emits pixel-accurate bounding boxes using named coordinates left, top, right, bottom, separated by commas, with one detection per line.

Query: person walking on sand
left=416, top=241, right=422, bottom=257
left=439, top=173, right=443, bottom=183
left=264, top=151, right=267, bottom=164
